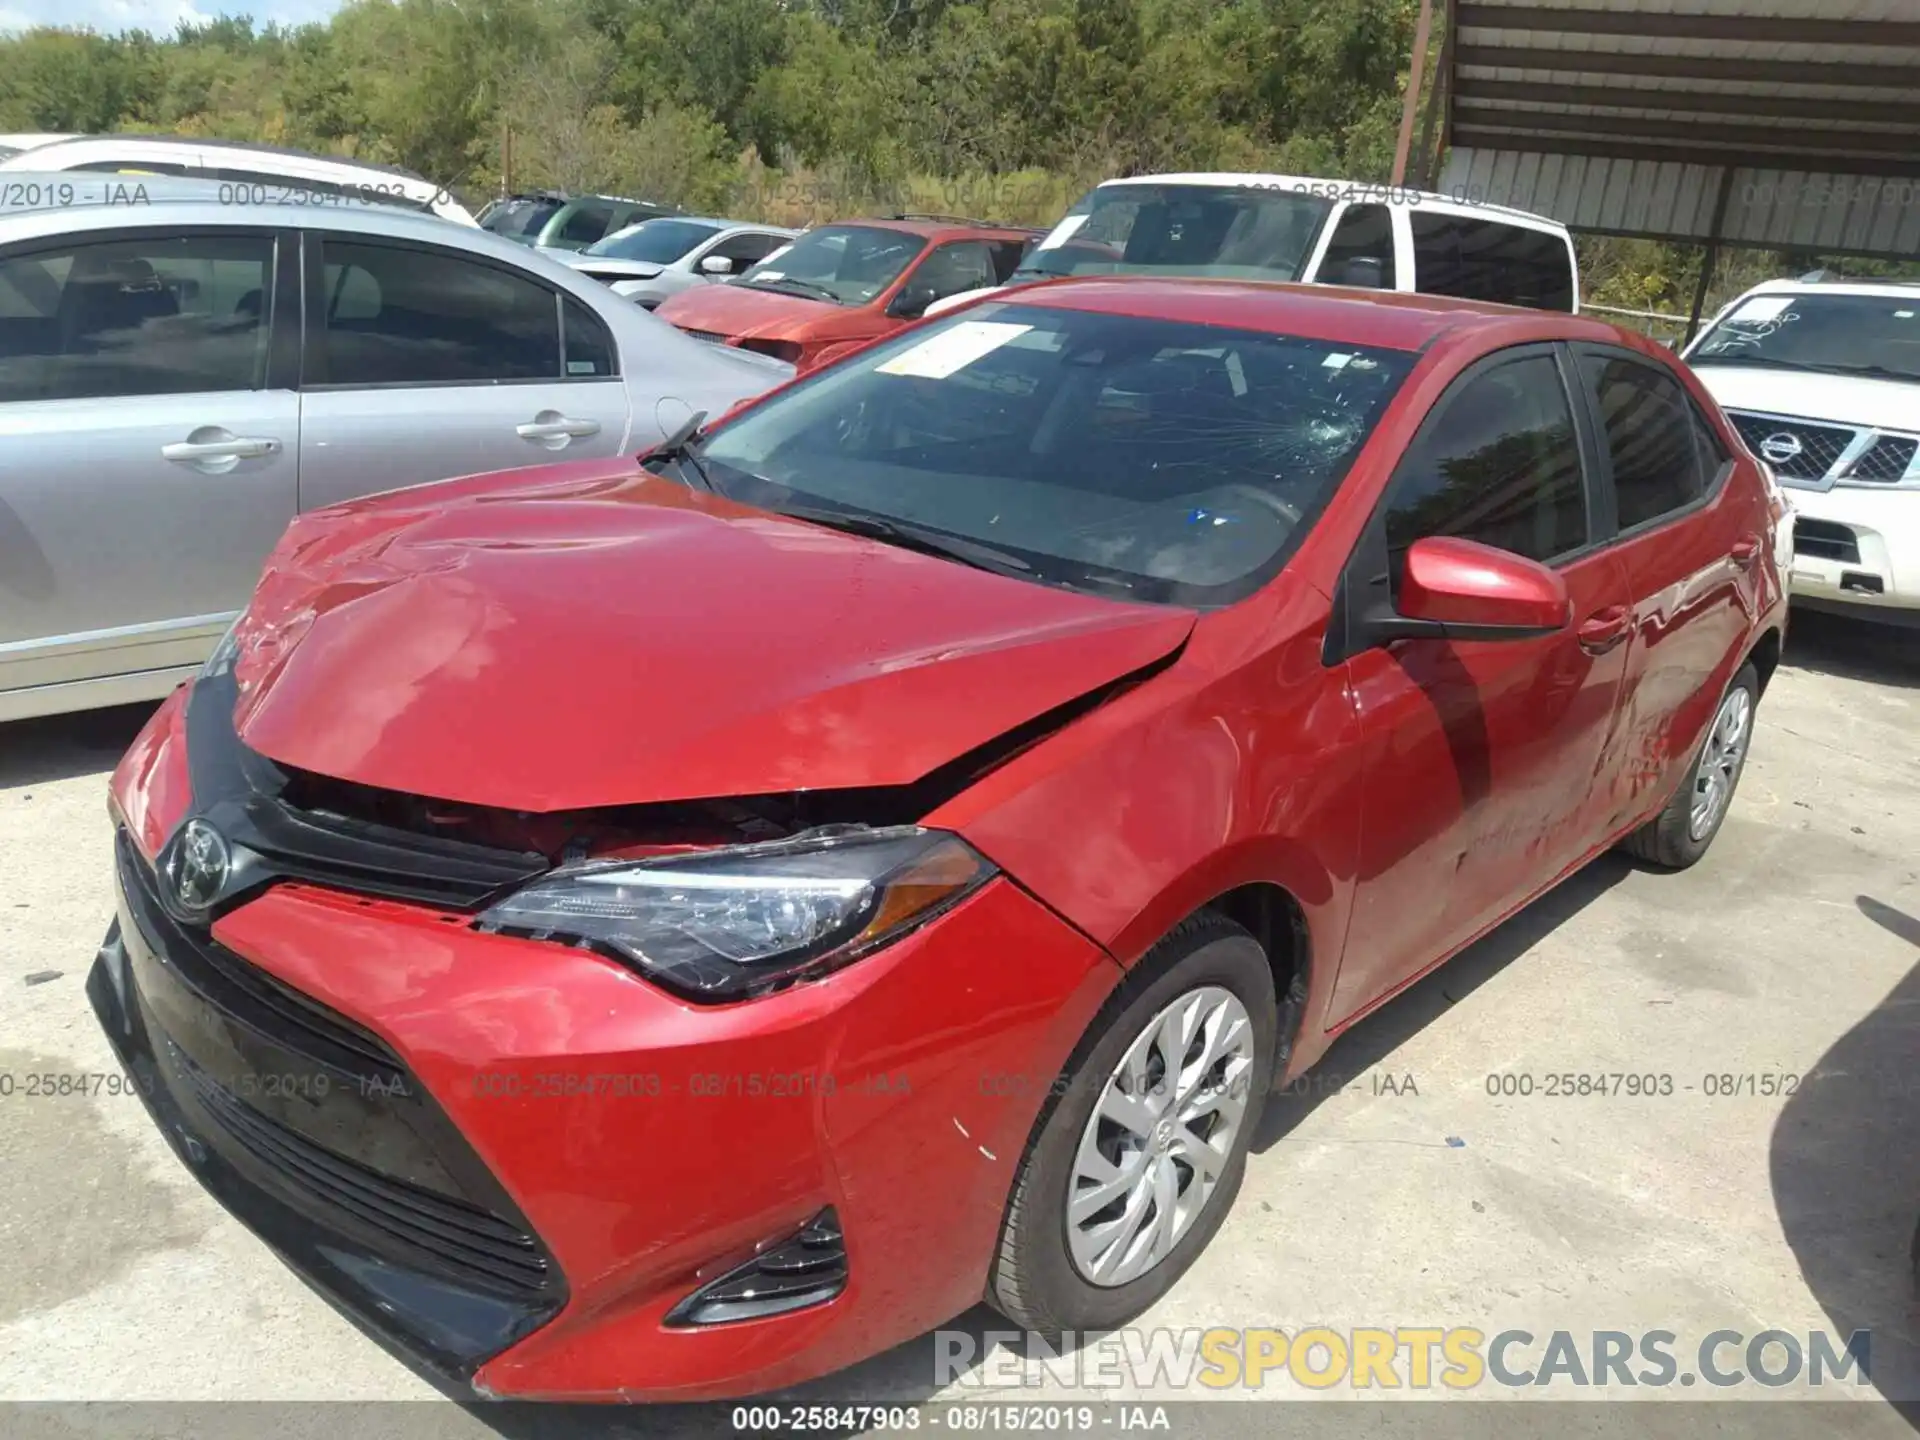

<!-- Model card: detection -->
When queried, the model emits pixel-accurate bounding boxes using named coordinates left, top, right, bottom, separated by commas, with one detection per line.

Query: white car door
left=0, top=225, right=298, bottom=711
left=297, top=232, right=632, bottom=512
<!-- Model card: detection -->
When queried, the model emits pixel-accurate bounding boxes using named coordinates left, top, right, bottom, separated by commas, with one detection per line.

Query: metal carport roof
left=1390, top=0, right=1920, bottom=327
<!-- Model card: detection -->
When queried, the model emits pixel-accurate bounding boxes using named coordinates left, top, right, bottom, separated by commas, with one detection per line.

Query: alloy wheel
left=1689, top=684, right=1753, bottom=841
left=1065, top=985, right=1256, bottom=1287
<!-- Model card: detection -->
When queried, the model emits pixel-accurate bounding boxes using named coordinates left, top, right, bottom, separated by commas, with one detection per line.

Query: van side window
left=1409, top=213, right=1575, bottom=312
left=1318, top=204, right=1396, bottom=289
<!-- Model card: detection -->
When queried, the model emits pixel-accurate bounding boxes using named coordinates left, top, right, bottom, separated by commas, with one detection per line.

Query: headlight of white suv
left=475, top=826, right=995, bottom=1000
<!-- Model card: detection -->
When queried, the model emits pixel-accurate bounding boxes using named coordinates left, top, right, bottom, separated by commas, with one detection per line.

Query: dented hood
left=228, top=460, right=1194, bottom=813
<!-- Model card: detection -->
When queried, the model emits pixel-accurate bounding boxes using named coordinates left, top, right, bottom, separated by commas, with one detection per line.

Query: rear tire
left=1622, top=661, right=1759, bottom=870
left=986, top=914, right=1276, bottom=1337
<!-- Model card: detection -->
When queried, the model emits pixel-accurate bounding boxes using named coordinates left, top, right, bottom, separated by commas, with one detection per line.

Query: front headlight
left=475, top=826, right=995, bottom=1000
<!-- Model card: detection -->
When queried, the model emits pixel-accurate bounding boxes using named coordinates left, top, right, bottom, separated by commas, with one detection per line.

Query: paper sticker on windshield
left=1035, top=215, right=1090, bottom=252
left=1728, top=296, right=1793, bottom=326
left=877, top=321, right=1033, bottom=379
left=754, top=269, right=785, bottom=281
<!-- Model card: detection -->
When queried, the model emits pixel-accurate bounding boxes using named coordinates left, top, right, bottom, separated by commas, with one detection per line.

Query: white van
left=925, top=172, right=1578, bottom=317
left=0, top=136, right=476, bottom=226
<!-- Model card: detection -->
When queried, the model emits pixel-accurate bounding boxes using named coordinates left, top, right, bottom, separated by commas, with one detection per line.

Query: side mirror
left=699, top=254, right=734, bottom=276
left=888, top=284, right=938, bottom=319
left=1332, top=256, right=1386, bottom=289
left=1360, top=536, right=1571, bottom=648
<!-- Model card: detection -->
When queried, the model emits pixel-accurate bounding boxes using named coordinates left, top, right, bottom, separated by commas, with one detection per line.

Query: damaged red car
left=92, top=278, right=1787, bottom=1400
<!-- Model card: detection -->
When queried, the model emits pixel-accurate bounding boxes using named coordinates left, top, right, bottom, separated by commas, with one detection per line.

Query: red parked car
left=92, top=279, right=1787, bottom=1400
left=653, top=214, right=1034, bottom=371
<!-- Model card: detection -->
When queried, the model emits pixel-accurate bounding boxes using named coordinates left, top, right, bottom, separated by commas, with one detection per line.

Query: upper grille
left=679, top=327, right=730, bottom=345
left=1852, top=434, right=1919, bottom=483
left=1727, top=412, right=1855, bottom=481
left=1793, top=518, right=1861, bottom=565
left=182, top=669, right=549, bottom=917
left=174, top=1043, right=552, bottom=1299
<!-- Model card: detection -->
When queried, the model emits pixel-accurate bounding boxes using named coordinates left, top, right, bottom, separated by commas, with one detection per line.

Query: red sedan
left=92, top=278, right=1787, bottom=1400
left=654, top=215, right=1034, bottom=371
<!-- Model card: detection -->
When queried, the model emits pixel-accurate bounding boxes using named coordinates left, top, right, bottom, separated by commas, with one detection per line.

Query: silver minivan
left=0, top=175, right=794, bottom=721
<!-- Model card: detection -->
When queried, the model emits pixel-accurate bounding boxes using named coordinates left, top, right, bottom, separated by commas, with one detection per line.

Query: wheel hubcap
left=1066, top=985, right=1255, bottom=1288
left=1689, top=686, right=1752, bottom=841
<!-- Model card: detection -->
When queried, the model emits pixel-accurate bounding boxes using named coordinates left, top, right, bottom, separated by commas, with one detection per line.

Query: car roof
left=1731, top=276, right=1920, bottom=301
left=0, top=176, right=569, bottom=265
left=835, top=216, right=1041, bottom=241
left=999, top=276, right=1639, bottom=352
left=6, top=134, right=432, bottom=184
left=1095, top=172, right=1571, bottom=234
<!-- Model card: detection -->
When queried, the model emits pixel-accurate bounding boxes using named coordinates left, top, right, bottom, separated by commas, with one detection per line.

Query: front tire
left=987, top=914, right=1276, bottom=1336
left=1622, top=661, right=1759, bottom=870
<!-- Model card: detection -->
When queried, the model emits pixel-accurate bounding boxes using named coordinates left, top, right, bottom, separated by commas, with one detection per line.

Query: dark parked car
left=478, top=190, right=679, bottom=252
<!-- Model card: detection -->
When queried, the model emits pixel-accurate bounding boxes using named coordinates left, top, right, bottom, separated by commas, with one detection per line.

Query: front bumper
left=95, top=697, right=1119, bottom=1399
left=1783, top=485, right=1920, bottom=617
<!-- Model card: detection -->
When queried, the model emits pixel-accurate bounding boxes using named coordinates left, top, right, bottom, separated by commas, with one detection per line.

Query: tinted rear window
left=1410, top=212, right=1574, bottom=312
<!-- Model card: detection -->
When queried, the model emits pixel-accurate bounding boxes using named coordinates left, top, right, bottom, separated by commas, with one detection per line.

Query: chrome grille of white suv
left=1726, top=409, right=1920, bottom=488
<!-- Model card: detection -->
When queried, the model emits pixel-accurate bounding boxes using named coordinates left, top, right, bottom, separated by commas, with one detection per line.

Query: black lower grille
left=174, top=1043, right=551, bottom=1297
left=1794, top=518, right=1861, bottom=564
left=1850, top=434, right=1918, bottom=483
left=1728, top=412, right=1855, bottom=481
left=106, top=827, right=569, bottom=1372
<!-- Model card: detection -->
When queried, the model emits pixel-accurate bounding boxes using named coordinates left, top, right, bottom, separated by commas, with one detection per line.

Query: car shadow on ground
left=1770, top=898, right=1920, bottom=1428
left=0, top=699, right=156, bottom=790
left=1783, top=606, right=1920, bottom=691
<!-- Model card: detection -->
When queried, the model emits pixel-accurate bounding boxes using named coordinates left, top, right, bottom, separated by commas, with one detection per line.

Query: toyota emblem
left=1759, top=432, right=1804, bottom=466
left=165, top=818, right=231, bottom=912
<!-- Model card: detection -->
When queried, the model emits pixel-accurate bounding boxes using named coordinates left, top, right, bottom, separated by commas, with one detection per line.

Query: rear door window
left=1410, top=212, right=1575, bottom=311
left=1581, top=353, right=1708, bottom=531
left=313, top=238, right=560, bottom=386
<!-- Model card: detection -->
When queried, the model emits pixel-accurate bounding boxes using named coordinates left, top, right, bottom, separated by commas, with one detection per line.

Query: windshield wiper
left=745, top=277, right=842, bottom=303
left=774, top=504, right=1033, bottom=578
left=642, top=409, right=716, bottom=491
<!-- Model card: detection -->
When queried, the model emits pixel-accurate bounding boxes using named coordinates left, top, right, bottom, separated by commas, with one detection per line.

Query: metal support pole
left=1393, top=0, right=1436, bottom=187
left=1685, top=165, right=1738, bottom=345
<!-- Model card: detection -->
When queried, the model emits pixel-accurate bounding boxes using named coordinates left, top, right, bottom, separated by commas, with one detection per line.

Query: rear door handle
left=1730, top=538, right=1761, bottom=566
left=517, top=411, right=601, bottom=447
left=1577, top=605, right=1631, bottom=655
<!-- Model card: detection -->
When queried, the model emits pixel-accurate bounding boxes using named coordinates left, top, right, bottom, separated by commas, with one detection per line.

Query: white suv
left=925, top=173, right=1578, bottom=317
left=1686, top=275, right=1920, bottom=627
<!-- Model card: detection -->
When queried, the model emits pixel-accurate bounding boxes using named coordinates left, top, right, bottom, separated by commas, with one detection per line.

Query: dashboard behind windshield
left=1691, top=291, right=1920, bottom=383
left=1016, top=184, right=1334, bottom=284
left=691, top=301, right=1415, bottom=606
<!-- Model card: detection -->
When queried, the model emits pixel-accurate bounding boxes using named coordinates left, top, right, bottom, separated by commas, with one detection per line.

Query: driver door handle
left=162, top=436, right=279, bottom=463
left=517, top=414, right=601, bottom=441
left=1577, top=605, right=1631, bottom=656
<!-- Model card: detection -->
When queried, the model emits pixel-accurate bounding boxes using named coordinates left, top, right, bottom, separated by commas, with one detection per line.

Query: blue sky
left=0, top=0, right=343, bottom=32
